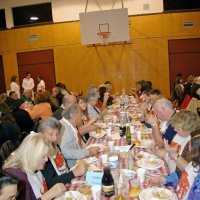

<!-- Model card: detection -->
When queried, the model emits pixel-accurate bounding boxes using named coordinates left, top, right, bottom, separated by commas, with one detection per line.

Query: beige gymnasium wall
left=1, top=11, right=200, bottom=96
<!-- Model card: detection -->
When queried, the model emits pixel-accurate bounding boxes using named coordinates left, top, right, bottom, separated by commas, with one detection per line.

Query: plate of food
left=136, top=151, right=157, bottom=160
left=79, top=184, right=92, bottom=196
left=137, top=158, right=164, bottom=170
left=90, top=129, right=106, bottom=139
left=55, top=191, right=87, bottom=200
left=139, top=187, right=177, bottom=200
left=134, top=139, right=154, bottom=148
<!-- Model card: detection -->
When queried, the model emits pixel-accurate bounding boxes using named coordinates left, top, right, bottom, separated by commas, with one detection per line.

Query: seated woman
left=87, top=93, right=107, bottom=120
left=37, top=117, right=88, bottom=188
left=3, top=133, right=66, bottom=200
left=7, top=98, right=34, bottom=133
left=43, top=90, right=59, bottom=112
left=0, top=102, right=20, bottom=147
left=98, top=86, right=113, bottom=107
left=28, top=92, right=53, bottom=120
left=148, top=130, right=200, bottom=200
left=0, top=171, right=18, bottom=200
left=77, top=96, right=97, bottom=142
left=155, top=110, right=198, bottom=174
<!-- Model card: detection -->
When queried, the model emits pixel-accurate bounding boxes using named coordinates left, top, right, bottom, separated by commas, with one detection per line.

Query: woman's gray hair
left=62, top=105, right=79, bottom=120
left=87, top=93, right=99, bottom=102
left=88, top=85, right=98, bottom=95
left=37, top=117, right=61, bottom=133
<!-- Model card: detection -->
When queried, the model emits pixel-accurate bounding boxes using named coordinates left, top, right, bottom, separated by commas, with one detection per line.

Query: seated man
left=59, top=105, right=100, bottom=167
left=5, top=91, right=22, bottom=111
left=53, top=94, right=77, bottom=120
left=147, top=98, right=177, bottom=148
left=20, top=89, right=34, bottom=105
left=52, top=87, right=64, bottom=106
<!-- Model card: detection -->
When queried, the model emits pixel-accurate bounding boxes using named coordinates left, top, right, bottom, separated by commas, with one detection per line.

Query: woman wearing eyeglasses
left=148, top=130, right=200, bottom=200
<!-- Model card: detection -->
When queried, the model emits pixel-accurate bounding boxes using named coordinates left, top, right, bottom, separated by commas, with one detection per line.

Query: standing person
left=10, top=75, right=20, bottom=99
left=22, top=72, right=35, bottom=100
left=37, top=76, right=45, bottom=92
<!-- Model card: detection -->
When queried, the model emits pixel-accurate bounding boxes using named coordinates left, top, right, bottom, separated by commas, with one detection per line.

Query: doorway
left=168, top=38, right=200, bottom=89
left=17, top=49, right=56, bottom=93
left=0, top=55, right=6, bottom=94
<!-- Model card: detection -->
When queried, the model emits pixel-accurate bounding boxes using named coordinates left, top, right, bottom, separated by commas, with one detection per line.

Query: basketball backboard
left=79, top=8, right=130, bottom=45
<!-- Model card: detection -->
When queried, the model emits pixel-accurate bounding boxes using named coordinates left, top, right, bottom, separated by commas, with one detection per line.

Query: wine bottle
left=126, top=125, right=131, bottom=145
left=119, top=111, right=126, bottom=137
left=102, top=167, right=115, bottom=197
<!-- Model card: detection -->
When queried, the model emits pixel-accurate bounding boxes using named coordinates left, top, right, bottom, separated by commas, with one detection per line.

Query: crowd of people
left=0, top=73, right=200, bottom=199
left=172, top=73, right=200, bottom=108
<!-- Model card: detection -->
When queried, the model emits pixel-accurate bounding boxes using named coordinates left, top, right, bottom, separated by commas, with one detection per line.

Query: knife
left=129, top=143, right=135, bottom=151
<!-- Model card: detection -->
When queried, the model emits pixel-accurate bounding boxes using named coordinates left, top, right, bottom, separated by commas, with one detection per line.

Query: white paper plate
left=90, top=130, right=106, bottom=139
left=114, top=145, right=130, bottom=152
left=121, top=169, right=136, bottom=179
left=85, top=144, right=107, bottom=152
left=137, top=158, right=164, bottom=170
left=88, top=164, right=102, bottom=172
left=55, top=191, right=87, bottom=200
left=139, top=188, right=177, bottom=200
left=135, top=139, right=154, bottom=148
left=95, top=122, right=107, bottom=128
left=142, top=128, right=152, bottom=134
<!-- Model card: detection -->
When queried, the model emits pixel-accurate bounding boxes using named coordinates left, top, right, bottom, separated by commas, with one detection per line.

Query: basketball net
left=97, top=23, right=111, bottom=45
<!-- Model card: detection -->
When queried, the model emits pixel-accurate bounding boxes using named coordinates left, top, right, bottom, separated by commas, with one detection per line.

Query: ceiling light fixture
left=30, top=16, right=39, bottom=20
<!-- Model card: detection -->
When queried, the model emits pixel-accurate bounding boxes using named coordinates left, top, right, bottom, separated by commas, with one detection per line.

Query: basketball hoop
left=97, top=23, right=111, bottom=45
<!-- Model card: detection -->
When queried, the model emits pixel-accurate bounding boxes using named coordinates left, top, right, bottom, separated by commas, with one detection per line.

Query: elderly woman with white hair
left=3, top=133, right=66, bottom=200
left=87, top=93, right=107, bottom=120
left=38, top=117, right=88, bottom=188
left=154, top=110, right=199, bottom=174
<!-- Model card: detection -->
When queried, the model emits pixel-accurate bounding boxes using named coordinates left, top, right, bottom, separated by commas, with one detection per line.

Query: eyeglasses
left=175, top=127, right=182, bottom=131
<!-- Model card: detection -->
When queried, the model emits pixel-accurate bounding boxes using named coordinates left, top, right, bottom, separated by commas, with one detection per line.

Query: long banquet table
left=68, top=134, right=175, bottom=200
left=67, top=98, right=178, bottom=199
